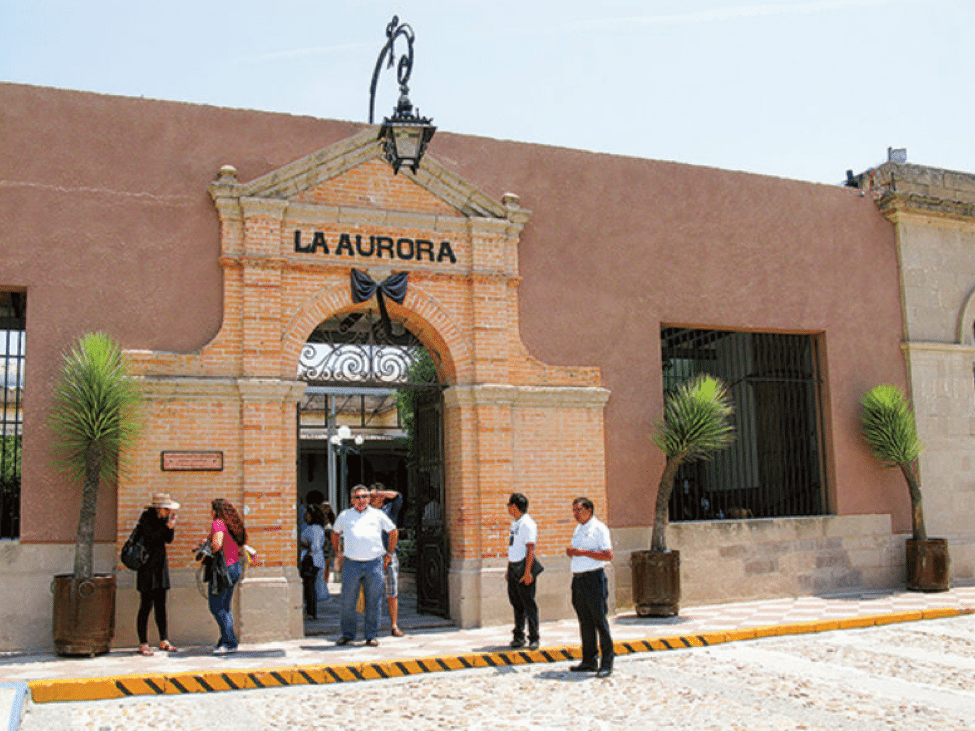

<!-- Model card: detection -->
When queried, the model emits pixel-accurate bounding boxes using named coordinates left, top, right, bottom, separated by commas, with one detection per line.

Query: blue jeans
left=208, top=560, right=241, bottom=649
left=340, top=556, right=383, bottom=641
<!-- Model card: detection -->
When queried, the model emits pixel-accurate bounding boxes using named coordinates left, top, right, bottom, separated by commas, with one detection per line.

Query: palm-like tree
left=860, top=384, right=925, bottom=541
left=651, top=374, right=735, bottom=552
left=49, top=333, right=142, bottom=579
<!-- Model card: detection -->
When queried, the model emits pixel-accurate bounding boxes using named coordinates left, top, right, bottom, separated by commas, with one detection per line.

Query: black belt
left=572, top=568, right=604, bottom=576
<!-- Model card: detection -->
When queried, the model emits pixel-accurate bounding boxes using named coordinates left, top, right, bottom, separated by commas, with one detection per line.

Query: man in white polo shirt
left=331, top=484, right=397, bottom=646
left=565, top=496, right=614, bottom=677
left=505, top=492, right=540, bottom=650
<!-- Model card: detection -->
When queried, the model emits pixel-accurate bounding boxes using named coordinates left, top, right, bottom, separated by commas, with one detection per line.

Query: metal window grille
left=1, top=292, right=25, bottom=539
left=662, top=327, right=828, bottom=522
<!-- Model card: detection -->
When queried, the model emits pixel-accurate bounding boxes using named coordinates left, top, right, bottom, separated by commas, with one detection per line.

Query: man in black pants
left=565, top=496, right=614, bottom=677
left=505, top=493, right=540, bottom=650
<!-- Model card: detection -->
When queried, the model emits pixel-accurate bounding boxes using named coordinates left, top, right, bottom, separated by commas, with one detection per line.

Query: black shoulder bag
left=120, top=523, right=148, bottom=570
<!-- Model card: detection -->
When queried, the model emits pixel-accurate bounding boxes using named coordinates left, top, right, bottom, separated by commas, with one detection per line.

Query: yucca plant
left=49, top=333, right=142, bottom=579
left=860, top=384, right=925, bottom=541
left=651, top=374, right=735, bottom=552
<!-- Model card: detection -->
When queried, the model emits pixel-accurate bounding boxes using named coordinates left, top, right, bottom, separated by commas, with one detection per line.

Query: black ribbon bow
left=350, top=269, right=408, bottom=335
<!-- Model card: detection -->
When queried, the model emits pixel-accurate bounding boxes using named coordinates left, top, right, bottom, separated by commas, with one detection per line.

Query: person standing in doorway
left=370, top=482, right=405, bottom=637
left=321, top=501, right=337, bottom=585
left=566, top=496, right=614, bottom=677
left=505, top=493, right=539, bottom=650
left=331, top=484, right=397, bottom=646
left=300, top=504, right=326, bottom=620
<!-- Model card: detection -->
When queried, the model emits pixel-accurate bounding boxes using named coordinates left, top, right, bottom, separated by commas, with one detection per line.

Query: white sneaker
left=213, top=645, right=238, bottom=655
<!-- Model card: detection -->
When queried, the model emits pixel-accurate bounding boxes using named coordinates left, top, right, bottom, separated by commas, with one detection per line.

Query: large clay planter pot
left=52, top=573, right=116, bottom=656
left=906, top=538, right=950, bottom=592
left=631, top=549, right=680, bottom=617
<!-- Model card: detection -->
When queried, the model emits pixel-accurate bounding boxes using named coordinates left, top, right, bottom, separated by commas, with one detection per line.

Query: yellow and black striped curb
left=27, top=607, right=973, bottom=704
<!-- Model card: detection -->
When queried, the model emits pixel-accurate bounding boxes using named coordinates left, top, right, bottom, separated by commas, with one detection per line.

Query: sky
left=1, top=0, right=972, bottom=185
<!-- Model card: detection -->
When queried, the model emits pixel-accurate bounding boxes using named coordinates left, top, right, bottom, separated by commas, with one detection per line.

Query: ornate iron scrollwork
left=298, top=311, right=436, bottom=387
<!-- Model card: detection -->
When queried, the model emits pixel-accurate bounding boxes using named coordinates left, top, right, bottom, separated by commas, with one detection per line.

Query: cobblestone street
left=20, top=614, right=975, bottom=730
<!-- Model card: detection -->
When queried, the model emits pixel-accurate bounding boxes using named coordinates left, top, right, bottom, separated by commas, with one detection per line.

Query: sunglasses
left=352, top=495, right=370, bottom=501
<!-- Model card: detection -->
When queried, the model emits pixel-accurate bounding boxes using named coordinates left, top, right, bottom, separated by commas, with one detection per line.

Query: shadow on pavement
left=304, top=583, right=454, bottom=638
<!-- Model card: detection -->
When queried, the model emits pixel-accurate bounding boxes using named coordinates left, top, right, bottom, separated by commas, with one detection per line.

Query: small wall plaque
left=161, top=451, right=224, bottom=472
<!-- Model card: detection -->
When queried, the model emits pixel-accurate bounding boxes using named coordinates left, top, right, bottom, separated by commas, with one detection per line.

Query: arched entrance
left=113, top=130, right=608, bottom=646
left=296, top=309, right=449, bottom=618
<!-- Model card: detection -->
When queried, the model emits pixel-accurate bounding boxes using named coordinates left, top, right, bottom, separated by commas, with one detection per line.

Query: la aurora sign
left=294, top=230, right=457, bottom=264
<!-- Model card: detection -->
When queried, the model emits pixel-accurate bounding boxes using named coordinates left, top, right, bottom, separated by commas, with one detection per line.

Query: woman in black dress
left=136, top=492, right=180, bottom=656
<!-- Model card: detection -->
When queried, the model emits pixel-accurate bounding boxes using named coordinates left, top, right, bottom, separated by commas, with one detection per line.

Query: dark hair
left=305, top=504, right=325, bottom=526
left=573, top=497, right=594, bottom=512
left=508, top=493, right=529, bottom=513
left=212, top=498, right=247, bottom=546
left=321, top=501, right=336, bottom=525
left=306, top=489, right=325, bottom=505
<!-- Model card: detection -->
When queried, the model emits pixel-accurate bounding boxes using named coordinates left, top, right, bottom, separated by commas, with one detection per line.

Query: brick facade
left=118, top=130, right=610, bottom=638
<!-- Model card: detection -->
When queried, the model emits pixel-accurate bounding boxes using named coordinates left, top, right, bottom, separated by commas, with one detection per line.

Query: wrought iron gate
left=296, top=310, right=449, bottom=615
left=413, top=390, right=448, bottom=616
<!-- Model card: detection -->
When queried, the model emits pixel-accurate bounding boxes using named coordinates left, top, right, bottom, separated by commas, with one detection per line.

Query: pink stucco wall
left=430, top=138, right=909, bottom=531
left=0, top=83, right=909, bottom=542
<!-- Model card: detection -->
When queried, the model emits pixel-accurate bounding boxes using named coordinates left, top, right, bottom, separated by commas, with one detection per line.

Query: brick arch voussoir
left=385, top=294, right=465, bottom=384
left=280, top=283, right=464, bottom=384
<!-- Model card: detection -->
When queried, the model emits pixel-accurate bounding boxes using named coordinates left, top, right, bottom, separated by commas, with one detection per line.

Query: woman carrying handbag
left=135, top=492, right=180, bottom=656
left=206, top=498, right=247, bottom=654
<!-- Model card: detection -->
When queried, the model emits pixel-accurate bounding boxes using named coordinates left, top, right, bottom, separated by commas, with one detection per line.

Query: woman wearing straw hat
left=135, top=492, right=180, bottom=656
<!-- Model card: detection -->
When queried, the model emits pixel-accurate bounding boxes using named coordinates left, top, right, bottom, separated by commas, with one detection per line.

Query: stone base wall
left=0, top=542, right=117, bottom=652
left=0, top=542, right=302, bottom=653
left=612, top=514, right=905, bottom=609
left=941, top=538, right=975, bottom=584
left=114, top=565, right=303, bottom=648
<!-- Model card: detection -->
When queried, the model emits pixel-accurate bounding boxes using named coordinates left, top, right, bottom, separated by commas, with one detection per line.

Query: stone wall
left=612, top=515, right=903, bottom=609
left=867, top=162, right=975, bottom=584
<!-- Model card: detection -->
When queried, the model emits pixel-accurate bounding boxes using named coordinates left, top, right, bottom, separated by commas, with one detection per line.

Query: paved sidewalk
left=2, top=584, right=974, bottom=723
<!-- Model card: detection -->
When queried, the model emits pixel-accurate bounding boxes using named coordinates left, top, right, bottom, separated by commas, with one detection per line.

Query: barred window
left=1, top=292, right=25, bottom=539
left=662, top=327, right=828, bottom=522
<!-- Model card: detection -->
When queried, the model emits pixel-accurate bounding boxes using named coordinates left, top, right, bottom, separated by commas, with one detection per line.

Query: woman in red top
left=207, top=498, right=247, bottom=654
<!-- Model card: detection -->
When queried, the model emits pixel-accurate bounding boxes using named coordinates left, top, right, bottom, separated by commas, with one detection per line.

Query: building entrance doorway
left=296, top=310, right=448, bottom=623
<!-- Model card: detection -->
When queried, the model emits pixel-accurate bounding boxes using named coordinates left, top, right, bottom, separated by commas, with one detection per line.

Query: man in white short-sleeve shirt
left=565, top=496, right=614, bottom=676
left=331, top=484, right=397, bottom=646
left=505, top=492, right=540, bottom=650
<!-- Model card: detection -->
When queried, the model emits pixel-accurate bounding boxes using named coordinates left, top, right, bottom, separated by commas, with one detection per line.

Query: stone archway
left=294, top=305, right=451, bottom=619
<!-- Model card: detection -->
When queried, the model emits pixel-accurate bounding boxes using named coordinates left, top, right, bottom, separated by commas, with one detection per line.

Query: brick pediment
left=210, top=128, right=509, bottom=221
left=292, top=159, right=459, bottom=216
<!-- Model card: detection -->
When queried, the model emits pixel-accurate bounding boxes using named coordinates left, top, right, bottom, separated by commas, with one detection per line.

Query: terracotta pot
left=906, top=538, right=950, bottom=592
left=52, top=573, right=116, bottom=656
left=631, top=549, right=680, bottom=617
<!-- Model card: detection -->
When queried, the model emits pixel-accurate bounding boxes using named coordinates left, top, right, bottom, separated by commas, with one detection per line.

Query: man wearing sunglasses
left=331, top=485, right=398, bottom=646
